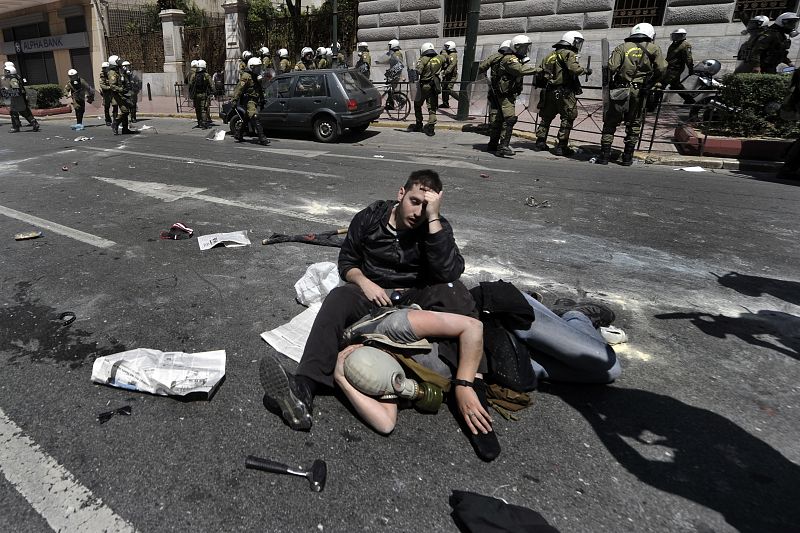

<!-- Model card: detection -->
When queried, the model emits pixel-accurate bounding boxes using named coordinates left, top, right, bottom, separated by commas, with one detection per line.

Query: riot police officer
left=439, top=41, right=459, bottom=108
left=735, top=14, right=769, bottom=73
left=356, top=42, right=371, bottom=77
left=295, top=47, right=316, bottom=71
left=598, top=22, right=666, bottom=166
left=750, top=12, right=799, bottom=73
left=535, top=31, right=591, bottom=157
left=190, top=59, right=212, bottom=129
left=407, top=42, right=442, bottom=136
left=64, top=68, right=94, bottom=128
left=107, top=55, right=137, bottom=135
left=259, top=46, right=271, bottom=65
left=489, top=35, right=539, bottom=157
left=662, top=29, right=695, bottom=105
left=315, top=46, right=329, bottom=69
left=331, top=42, right=346, bottom=67
left=277, top=49, right=293, bottom=73
left=122, top=60, right=142, bottom=122
left=2, top=64, right=39, bottom=132
left=478, top=40, right=511, bottom=151
left=240, top=51, right=253, bottom=73
left=232, top=56, right=269, bottom=146
left=99, top=61, right=117, bottom=126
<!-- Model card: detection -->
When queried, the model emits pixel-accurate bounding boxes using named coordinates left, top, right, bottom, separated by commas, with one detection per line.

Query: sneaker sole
left=343, top=307, right=402, bottom=344
left=259, top=354, right=312, bottom=431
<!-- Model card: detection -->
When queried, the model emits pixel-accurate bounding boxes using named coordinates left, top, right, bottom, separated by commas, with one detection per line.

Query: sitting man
left=260, top=170, right=497, bottom=456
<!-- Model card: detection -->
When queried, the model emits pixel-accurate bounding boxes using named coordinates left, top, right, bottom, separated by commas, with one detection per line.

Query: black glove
left=585, top=67, right=593, bottom=76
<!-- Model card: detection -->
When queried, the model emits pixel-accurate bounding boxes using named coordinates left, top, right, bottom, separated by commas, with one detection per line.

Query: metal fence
left=184, top=24, right=227, bottom=74
left=107, top=31, right=165, bottom=73
left=174, top=82, right=237, bottom=115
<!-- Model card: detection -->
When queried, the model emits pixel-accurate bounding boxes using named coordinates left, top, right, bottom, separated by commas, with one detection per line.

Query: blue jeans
left=513, top=292, right=621, bottom=384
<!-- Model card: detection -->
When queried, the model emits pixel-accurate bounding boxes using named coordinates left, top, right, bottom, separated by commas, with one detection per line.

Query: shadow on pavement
left=549, top=384, right=800, bottom=533
left=654, top=310, right=800, bottom=361
left=713, top=271, right=800, bottom=307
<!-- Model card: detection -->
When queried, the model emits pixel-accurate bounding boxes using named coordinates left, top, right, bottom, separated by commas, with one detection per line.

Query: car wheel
left=350, top=123, right=369, bottom=133
left=313, top=115, right=339, bottom=143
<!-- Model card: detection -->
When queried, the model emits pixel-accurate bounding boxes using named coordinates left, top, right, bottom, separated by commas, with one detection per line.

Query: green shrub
left=28, top=84, right=64, bottom=109
left=706, top=73, right=800, bottom=138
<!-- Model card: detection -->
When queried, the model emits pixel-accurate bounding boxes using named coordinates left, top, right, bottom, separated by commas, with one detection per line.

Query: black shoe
left=343, top=307, right=409, bottom=345
left=487, top=142, right=498, bottom=152
left=406, top=123, right=422, bottom=132
left=423, top=123, right=435, bottom=137
left=551, top=299, right=615, bottom=328
left=31, top=121, right=40, bottom=132
left=453, top=379, right=501, bottom=462
left=9, top=127, right=20, bottom=133
left=121, top=128, right=139, bottom=135
left=534, top=139, right=549, bottom=151
left=495, top=145, right=514, bottom=157
left=258, top=136, right=270, bottom=146
left=259, top=354, right=313, bottom=431
left=439, top=101, right=450, bottom=108
left=105, top=121, right=112, bottom=126
left=112, top=120, right=120, bottom=135
left=554, top=143, right=575, bottom=157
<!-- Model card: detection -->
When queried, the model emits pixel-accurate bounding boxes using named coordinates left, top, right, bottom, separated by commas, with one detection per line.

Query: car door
left=287, top=73, right=328, bottom=128
left=259, top=75, right=294, bottom=128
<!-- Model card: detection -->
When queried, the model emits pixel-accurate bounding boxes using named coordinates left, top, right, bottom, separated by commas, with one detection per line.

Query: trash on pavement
left=673, top=166, right=706, bottom=172
left=73, top=136, right=93, bottom=142
left=62, top=165, right=69, bottom=171
left=480, top=173, right=491, bottom=179
left=262, top=262, right=343, bottom=362
left=91, top=348, right=226, bottom=398
left=373, top=155, right=384, bottom=158
left=97, top=405, right=132, bottom=424
left=206, top=129, right=226, bottom=141
left=525, top=196, right=551, bottom=208
left=15, top=231, right=43, bottom=241
left=139, top=125, right=153, bottom=130
left=54, top=311, right=76, bottom=328
left=599, top=325, right=628, bottom=345
left=197, top=230, right=250, bottom=250
left=262, top=228, right=346, bottom=248
left=70, top=124, right=85, bottom=131
left=449, top=490, right=560, bottom=532
left=245, top=456, right=327, bottom=492
left=160, top=222, right=194, bottom=240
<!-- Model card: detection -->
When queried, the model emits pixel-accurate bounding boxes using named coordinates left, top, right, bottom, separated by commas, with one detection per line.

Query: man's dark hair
left=404, top=169, right=442, bottom=193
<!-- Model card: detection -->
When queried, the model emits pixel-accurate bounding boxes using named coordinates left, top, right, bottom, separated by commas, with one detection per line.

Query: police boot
left=423, top=123, right=435, bottom=137
left=121, top=116, right=139, bottom=134
left=440, top=97, right=449, bottom=108
left=111, top=118, right=120, bottom=135
left=31, top=119, right=40, bottom=132
left=554, top=141, right=575, bottom=157
left=104, top=110, right=112, bottom=126
left=252, top=117, right=270, bottom=146
left=487, top=136, right=499, bottom=152
left=495, top=138, right=514, bottom=157
left=596, top=144, right=611, bottom=165
left=534, top=138, right=549, bottom=151
left=620, top=144, right=634, bottom=166
left=406, top=122, right=422, bottom=133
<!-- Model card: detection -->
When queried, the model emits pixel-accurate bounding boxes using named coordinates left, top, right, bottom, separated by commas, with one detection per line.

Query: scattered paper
left=294, top=262, right=343, bottom=306
left=672, top=166, right=706, bottom=172
left=373, top=155, right=385, bottom=158
left=197, top=230, right=251, bottom=250
left=91, top=348, right=226, bottom=398
left=140, top=124, right=153, bottom=130
left=206, top=129, right=226, bottom=141
left=262, top=304, right=321, bottom=362
left=74, top=136, right=93, bottom=142
left=15, top=231, right=43, bottom=241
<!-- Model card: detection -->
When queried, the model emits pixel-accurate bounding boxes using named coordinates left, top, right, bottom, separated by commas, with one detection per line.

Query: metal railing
left=174, top=82, right=237, bottom=114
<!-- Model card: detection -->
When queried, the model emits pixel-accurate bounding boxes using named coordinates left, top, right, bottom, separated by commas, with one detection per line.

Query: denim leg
left=513, top=291, right=621, bottom=384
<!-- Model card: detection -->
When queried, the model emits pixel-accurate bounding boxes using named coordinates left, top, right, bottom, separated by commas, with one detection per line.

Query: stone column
left=223, top=0, right=248, bottom=87
left=159, top=9, right=186, bottom=75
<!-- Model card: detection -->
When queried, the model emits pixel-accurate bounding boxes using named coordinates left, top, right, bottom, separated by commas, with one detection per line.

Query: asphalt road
left=1, top=115, right=799, bottom=533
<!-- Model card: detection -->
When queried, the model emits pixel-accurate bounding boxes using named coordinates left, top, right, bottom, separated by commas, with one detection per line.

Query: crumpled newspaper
left=91, top=348, right=226, bottom=398
left=197, top=230, right=251, bottom=250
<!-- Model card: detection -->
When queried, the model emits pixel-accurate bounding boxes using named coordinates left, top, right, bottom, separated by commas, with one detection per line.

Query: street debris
left=62, top=165, right=69, bottom=171
left=139, top=125, right=153, bottom=130
left=673, top=166, right=706, bottom=172
left=525, top=196, right=551, bottom=208
left=599, top=325, right=628, bottom=345
left=55, top=311, right=76, bottom=328
left=373, top=155, right=385, bottom=158
left=73, top=136, right=93, bottom=142
left=197, top=230, right=250, bottom=250
left=160, top=222, right=194, bottom=240
left=91, top=348, right=226, bottom=398
left=15, top=231, right=43, bottom=241
left=97, top=405, right=132, bottom=424
left=245, top=456, right=327, bottom=492
left=70, top=124, right=85, bottom=131
left=262, top=228, right=346, bottom=248
left=480, top=173, right=491, bottom=179
left=449, top=490, right=560, bottom=532
left=206, top=129, right=226, bottom=141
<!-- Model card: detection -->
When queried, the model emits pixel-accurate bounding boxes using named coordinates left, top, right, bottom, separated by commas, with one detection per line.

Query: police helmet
left=358, top=42, right=369, bottom=51
left=629, top=22, right=656, bottom=40
left=557, top=31, right=584, bottom=51
left=4, top=65, right=17, bottom=75
left=122, top=60, right=131, bottom=67
left=671, top=28, right=687, bottom=41
left=499, top=40, right=512, bottom=52
left=511, top=35, right=532, bottom=57
left=325, top=47, right=333, bottom=58
left=4, top=61, right=14, bottom=68
left=278, top=48, right=289, bottom=58
left=197, top=59, right=207, bottom=70
left=444, top=41, right=456, bottom=52
left=301, top=46, right=314, bottom=58
left=776, top=12, right=800, bottom=29
left=330, top=41, right=341, bottom=51
left=191, top=59, right=198, bottom=68
left=101, top=61, right=110, bottom=68
left=388, top=39, right=400, bottom=50
left=316, top=46, right=326, bottom=57
left=242, top=50, right=253, bottom=61
left=108, top=54, right=121, bottom=66
left=259, top=46, right=270, bottom=57
left=68, top=68, right=78, bottom=76
left=247, top=57, right=263, bottom=68
left=748, top=15, right=770, bottom=30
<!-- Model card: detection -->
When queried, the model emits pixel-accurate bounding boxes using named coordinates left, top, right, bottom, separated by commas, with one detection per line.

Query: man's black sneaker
left=259, top=354, right=313, bottom=431
left=551, top=299, right=615, bottom=328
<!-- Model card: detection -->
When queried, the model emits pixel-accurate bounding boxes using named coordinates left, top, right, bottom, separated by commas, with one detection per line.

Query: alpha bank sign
left=1, top=33, right=88, bottom=55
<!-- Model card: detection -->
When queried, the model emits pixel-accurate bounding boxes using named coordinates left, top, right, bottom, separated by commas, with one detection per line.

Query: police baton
left=585, top=56, right=592, bottom=82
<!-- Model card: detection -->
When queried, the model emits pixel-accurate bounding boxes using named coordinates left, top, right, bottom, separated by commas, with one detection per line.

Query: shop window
left=734, top=0, right=798, bottom=23
left=444, top=0, right=468, bottom=38
left=611, top=0, right=666, bottom=28
left=65, top=15, right=87, bottom=34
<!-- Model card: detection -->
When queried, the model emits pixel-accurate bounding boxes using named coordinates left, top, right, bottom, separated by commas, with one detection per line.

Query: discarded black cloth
left=264, top=230, right=345, bottom=248
left=97, top=405, right=132, bottom=424
left=449, top=490, right=560, bottom=533
left=470, top=280, right=534, bottom=330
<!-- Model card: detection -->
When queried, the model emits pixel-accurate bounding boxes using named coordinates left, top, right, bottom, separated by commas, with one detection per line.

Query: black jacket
left=338, top=200, right=465, bottom=288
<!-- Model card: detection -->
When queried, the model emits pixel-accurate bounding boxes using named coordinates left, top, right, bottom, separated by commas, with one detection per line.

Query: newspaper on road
left=197, top=230, right=251, bottom=250
left=91, top=348, right=226, bottom=398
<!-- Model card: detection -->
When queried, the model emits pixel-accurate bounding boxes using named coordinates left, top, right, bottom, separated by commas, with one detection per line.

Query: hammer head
left=309, top=459, right=327, bottom=492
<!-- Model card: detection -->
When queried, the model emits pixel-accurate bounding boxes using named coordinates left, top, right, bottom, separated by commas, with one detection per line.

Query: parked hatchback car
left=221, top=69, right=382, bottom=143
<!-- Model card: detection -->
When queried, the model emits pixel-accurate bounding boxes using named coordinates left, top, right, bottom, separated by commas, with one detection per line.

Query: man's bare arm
left=345, top=267, right=392, bottom=306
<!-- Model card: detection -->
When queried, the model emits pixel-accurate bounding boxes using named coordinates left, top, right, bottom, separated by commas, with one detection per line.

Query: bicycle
left=378, top=80, right=411, bottom=121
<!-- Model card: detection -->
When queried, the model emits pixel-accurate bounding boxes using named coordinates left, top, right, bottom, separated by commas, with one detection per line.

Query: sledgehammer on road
left=245, top=455, right=328, bottom=492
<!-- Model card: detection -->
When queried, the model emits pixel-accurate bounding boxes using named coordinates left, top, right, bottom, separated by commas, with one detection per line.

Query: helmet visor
left=573, top=37, right=584, bottom=52
left=784, top=18, right=800, bottom=30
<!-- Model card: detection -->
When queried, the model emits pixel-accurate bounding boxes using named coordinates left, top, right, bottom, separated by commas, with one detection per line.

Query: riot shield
left=601, top=38, right=610, bottom=120
left=0, top=77, right=10, bottom=107
left=527, top=46, right=548, bottom=112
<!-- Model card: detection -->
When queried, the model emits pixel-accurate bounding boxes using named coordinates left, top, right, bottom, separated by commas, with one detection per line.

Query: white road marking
left=0, top=407, right=136, bottom=533
left=237, top=145, right=517, bottom=173
left=92, top=177, right=350, bottom=226
left=80, top=146, right=341, bottom=178
left=0, top=205, right=116, bottom=248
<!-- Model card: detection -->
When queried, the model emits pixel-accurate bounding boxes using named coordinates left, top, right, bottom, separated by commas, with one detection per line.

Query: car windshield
left=336, top=70, right=372, bottom=95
